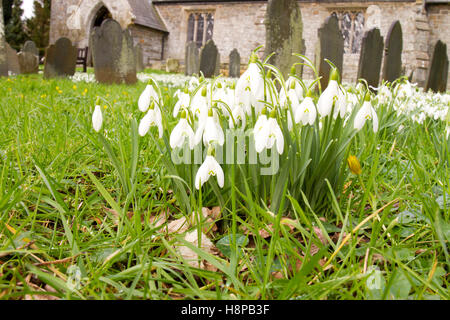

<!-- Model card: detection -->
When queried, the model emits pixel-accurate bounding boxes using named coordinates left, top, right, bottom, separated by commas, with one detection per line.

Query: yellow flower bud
left=347, top=155, right=362, bottom=175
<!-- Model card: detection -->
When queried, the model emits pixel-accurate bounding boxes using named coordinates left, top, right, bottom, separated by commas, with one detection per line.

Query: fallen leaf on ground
left=176, top=229, right=218, bottom=271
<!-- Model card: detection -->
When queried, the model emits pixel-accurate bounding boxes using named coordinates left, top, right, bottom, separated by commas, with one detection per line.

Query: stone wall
left=155, top=2, right=267, bottom=65
left=155, top=1, right=424, bottom=84
left=129, top=25, right=165, bottom=65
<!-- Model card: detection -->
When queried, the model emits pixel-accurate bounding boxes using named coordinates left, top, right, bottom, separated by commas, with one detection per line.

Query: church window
left=331, top=11, right=365, bottom=54
left=187, top=12, right=214, bottom=48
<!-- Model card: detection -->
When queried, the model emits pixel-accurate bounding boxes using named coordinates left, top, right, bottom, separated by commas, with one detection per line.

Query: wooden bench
left=77, top=47, right=89, bottom=73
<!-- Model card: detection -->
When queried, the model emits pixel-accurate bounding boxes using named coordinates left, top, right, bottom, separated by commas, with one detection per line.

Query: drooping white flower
left=280, top=76, right=303, bottom=107
left=190, top=87, right=209, bottom=120
left=229, top=104, right=246, bottom=129
left=195, top=155, right=224, bottom=189
left=138, top=84, right=159, bottom=112
left=92, top=105, right=103, bottom=132
left=139, top=106, right=163, bottom=138
left=170, top=113, right=195, bottom=149
left=194, top=110, right=224, bottom=146
left=295, top=96, right=317, bottom=126
left=235, top=58, right=264, bottom=115
left=317, top=68, right=340, bottom=117
left=173, top=89, right=191, bottom=118
left=333, top=87, right=348, bottom=119
left=254, top=111, right=284, bottom=155
left=354, top=95, right=378, bottom=133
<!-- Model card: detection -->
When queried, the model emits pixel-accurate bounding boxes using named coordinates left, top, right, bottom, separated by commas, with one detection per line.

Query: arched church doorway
left=87, top=5, right=112, bottom=67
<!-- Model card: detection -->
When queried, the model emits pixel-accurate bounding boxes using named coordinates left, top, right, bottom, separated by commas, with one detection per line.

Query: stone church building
left=49, top=0, right=449, bottom=87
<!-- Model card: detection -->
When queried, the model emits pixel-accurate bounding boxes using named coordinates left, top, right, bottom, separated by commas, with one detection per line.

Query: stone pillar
left=0, top=1, right=8, bottom=76
left=411, top=2, right=431, bottom=87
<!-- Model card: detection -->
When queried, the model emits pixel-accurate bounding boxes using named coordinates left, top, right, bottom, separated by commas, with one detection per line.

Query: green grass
left=0, top=74, right=448, bottom=300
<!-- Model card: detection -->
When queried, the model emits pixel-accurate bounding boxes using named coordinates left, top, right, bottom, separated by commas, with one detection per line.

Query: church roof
left=128, top=0, right=168, bottom=33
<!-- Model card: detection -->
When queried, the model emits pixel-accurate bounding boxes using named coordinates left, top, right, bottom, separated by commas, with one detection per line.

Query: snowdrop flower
left=194, top=109, right=224, bottom=146
left=235, top=54, right=264, bottom=115
left=195, top=153, right=224, bottom=189
left=173, top=88, right=190, bottom=118
left=92, top=105, right=103, bottom=132
left=280, top=70, right=304, bottom=107
left=254, top=109, right=284, bottom=155
left=229, top=104, right=246, bottom=129
left=138, top=84, right=159, bottom=112
left=354, top=93, right=378, bottom=133
left=170, top=111, right=195, bottom=149
left=317, top=68, right=340, bottom=117
left=139, top=104, right=163, bottom=138
left=191, top=86, right=209, bottom=120
left=295, top=91, right=316, bottom=126
left=333, top=87, right=348, bottom=119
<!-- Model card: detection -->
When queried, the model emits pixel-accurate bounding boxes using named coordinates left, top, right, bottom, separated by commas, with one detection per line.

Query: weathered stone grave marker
left=425, top=40, right=448, bottom=93
left=185, top=41, right=199, bottom=76
left=135, top=43, right=144, bottom=72
left=17, top=40, right=39, bottom=74
left=229, top=49, right=240, bottom=78
left=0, top=2, right=8, bottom=76
left=382, top=21, right=403, bottom=83
left=23, top=40, right=39, bottom=57
left=6, top=43, right=20, bottom=75
left=215, top=52, right=220, bottom=76
left=44, top=37, right=78, bottom=78
left=90, top=19, right=137, bottom=85
left=265, top=0, right=303, bottom=77
left=166, top=58, right=179, bottom=73
left=316, top=15, right=344, bottom=90
left=357, top=28, right=384, bottom=89
left=199, top=39, right=218, bottom=78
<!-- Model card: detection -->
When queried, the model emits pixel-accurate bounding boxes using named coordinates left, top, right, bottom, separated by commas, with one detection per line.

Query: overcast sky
left=21, top=0, right=35, bottom=19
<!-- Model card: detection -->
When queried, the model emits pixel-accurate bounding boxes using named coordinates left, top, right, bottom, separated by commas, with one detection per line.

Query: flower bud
left=347, top=155, right=362, bottom=175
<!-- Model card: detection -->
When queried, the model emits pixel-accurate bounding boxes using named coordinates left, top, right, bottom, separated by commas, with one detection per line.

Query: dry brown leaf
left=313, top=227, right=328, bottom=245
left=177, top=229, right=218, bottom=271
left=259, top=225, right=273, bottom=238
left=209, top=206, right=222, bottom=220
left=149, top=209, right=169, bottom=228
left=167, top=216, right=189, bottom=234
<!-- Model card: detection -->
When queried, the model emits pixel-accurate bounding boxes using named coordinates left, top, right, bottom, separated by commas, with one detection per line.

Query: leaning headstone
left=17, top=51, right=39, bottom=74
left=6, top=43, right=20, bottom=75
left=185, top=41, right=199, bottom=76
left=23, top=40, right=39, bottom=57
left=316, top=15, right=344, bottom=89
left=425, top=40, right=448, bottom=93
left=90, top=19, right=137, bottom=85
left=199, top=39, right=218, bottom=78
left=229, top=49, right=240, bottom=78
left=357, top=28, right=384, bottom=89
left=44, top=37, right=77, bottom=78
left=382, top=21, right=403, bottom=83
left=265, top=0, right=303, bottom=77
left=215, top=52, right=220, bottom=76
left=166, top=58, right=179, bottom=73
left=135, top=43, right=144, bottom=72
left=0, top=2, right=8, bottom=76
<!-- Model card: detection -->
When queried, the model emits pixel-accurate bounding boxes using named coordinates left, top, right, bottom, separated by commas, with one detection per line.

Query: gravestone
left=17, top=51, right=39, bottom=74
left=166, top=58, right=179, bottom=73
left=185, top=41, right=199, bottom=76
left=0, top=2, right=7, bottom=76
left=265, top=0, right=303, bottom=77
left=199, top=39, right=218, bottom=78
left=357, top=28, right=384, bottom=89
left=23, top=40, right=39, bottom=57
left=316, top=15, right=344, bottom=89
left=229, top=49, right=240, bottom=78
left=215, top=52, right=220, bottom=76
left=382, top=21, right=403, bottom=83
left=135, top=43, right=144, bottom=72
left=90, top=19, right=137, bottom=85
left=425, top=40, right=448, bottom=93
left=44, top=37, right=77, bottom=78
left=6, top=43, right=20, bottom=75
